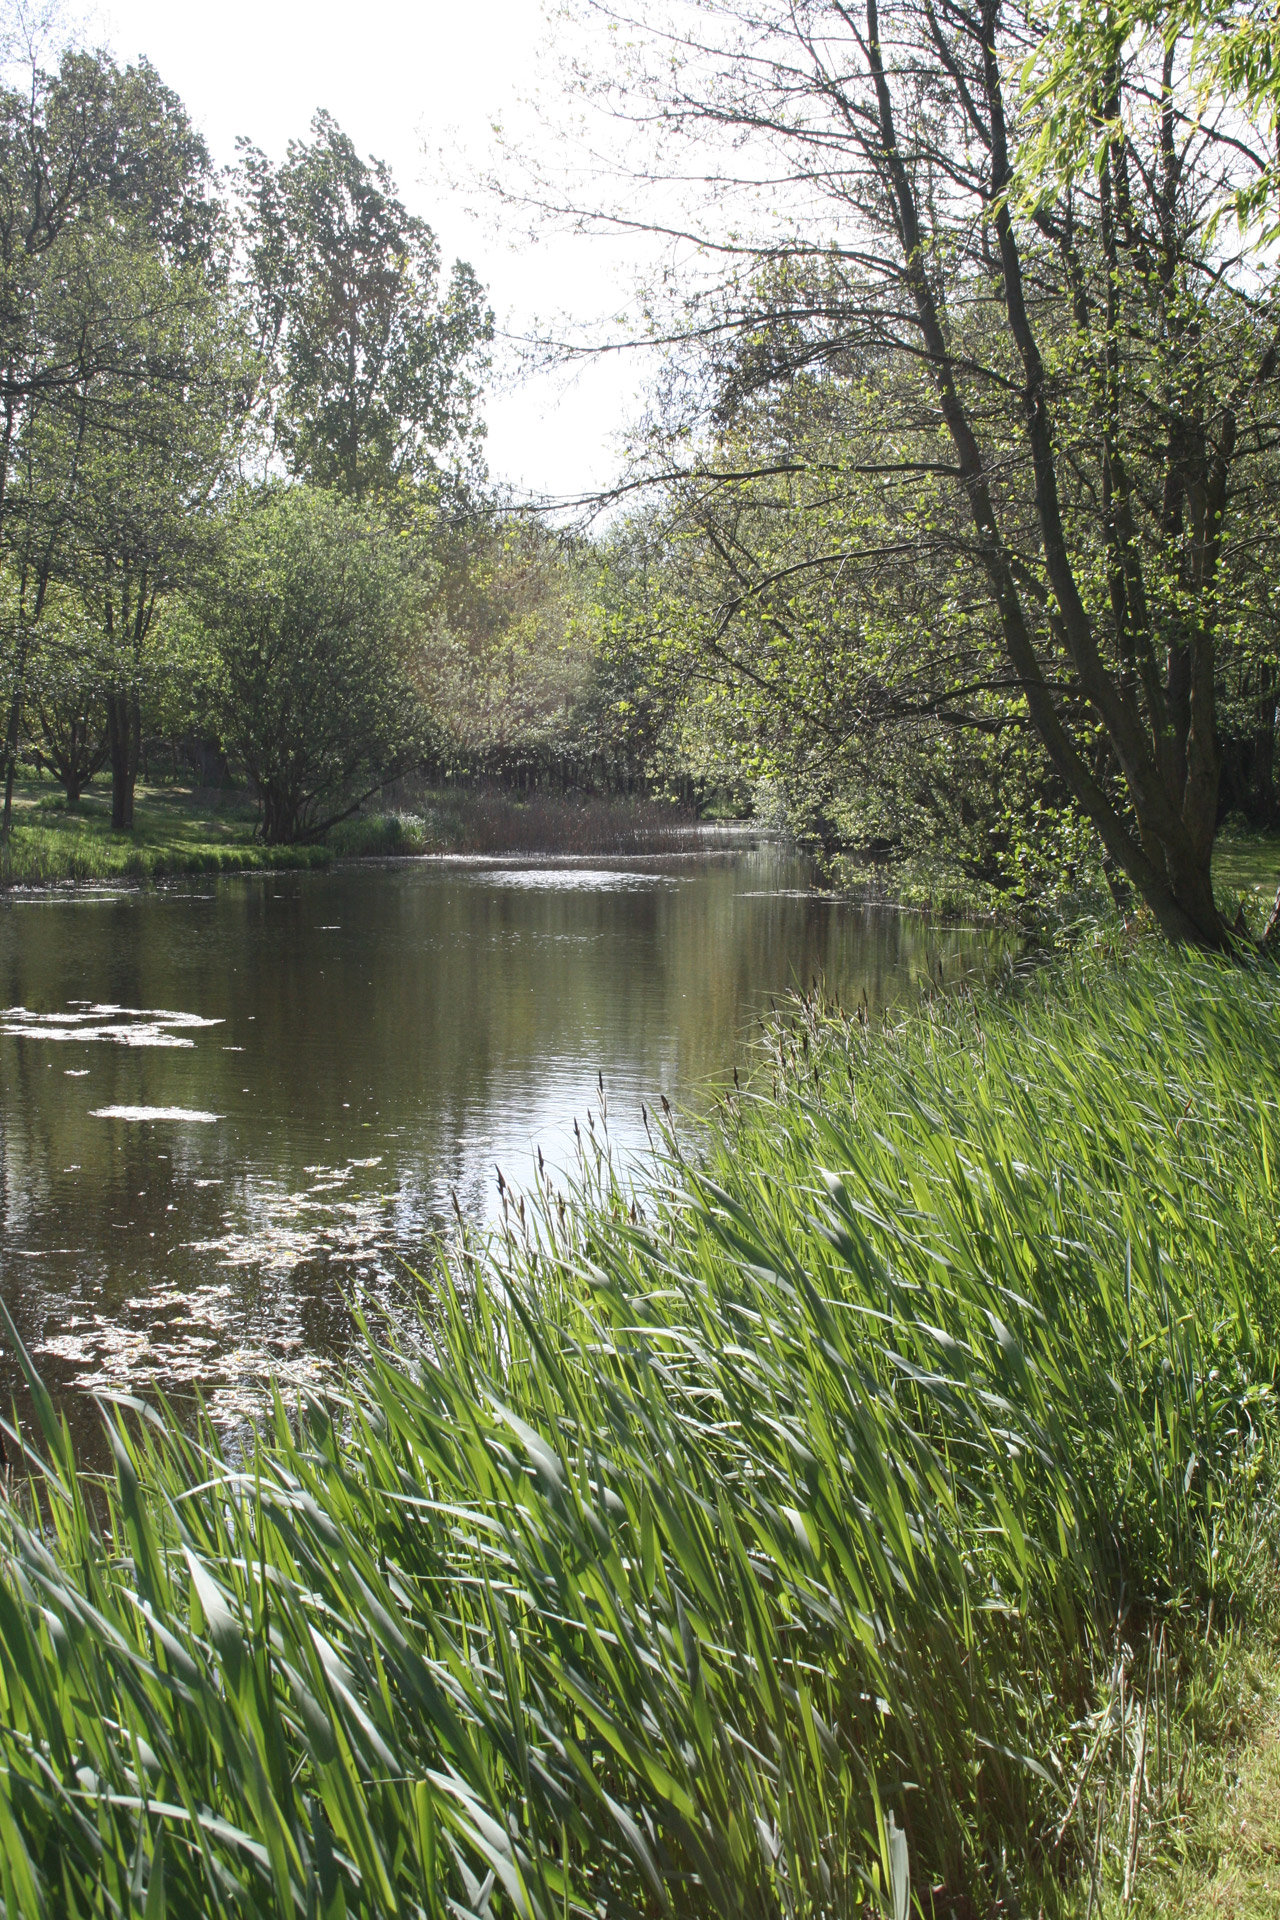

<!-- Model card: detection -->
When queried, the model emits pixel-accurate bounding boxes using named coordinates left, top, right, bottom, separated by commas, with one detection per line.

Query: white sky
left=91, top=0, right=648, bottom=502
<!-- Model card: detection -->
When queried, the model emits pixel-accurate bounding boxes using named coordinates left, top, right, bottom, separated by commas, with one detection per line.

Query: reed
left=326, top=812, right=432, bottom=857
left=414, top=787, right=701, bottom=856
left=0, top=940, right=1275, bottom=1916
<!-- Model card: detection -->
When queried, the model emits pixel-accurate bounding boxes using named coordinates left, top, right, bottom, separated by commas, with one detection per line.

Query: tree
left=201, top=485, right=428, bottom=843
left=0, top=38, right=236, bottom=830
left=533, top=0, right=1280, bottom=945
left=1025, top=0, right=1280, bottom=240
left=29, top=587, right=108, bottom=806
left=413, top=517, right=600, bottom=785
left=238, top=112, right=492, bottom=499
left=52, top=249, right=248, bottom=828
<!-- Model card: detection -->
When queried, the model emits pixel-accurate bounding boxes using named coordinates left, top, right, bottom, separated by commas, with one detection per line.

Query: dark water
left=0, top=841, right=1005, bottom=1434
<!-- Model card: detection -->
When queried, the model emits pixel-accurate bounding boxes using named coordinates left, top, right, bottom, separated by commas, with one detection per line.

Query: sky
left=88, top=0, right=650, bottom=502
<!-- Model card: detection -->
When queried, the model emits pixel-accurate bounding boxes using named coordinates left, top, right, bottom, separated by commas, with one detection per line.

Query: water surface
left=0, top=841, right=1004, bottom=1433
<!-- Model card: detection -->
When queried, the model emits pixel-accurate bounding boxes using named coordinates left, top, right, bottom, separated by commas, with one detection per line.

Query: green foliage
left=1021, top=0, right=1280, bottom=241
left=588, top=518, right=728, bottom=801
left=238, top=111, right=492, bottom=498
left=0, top=38, right=252, bottom=830
left=200, top=486, right=431, bottom=843
left=27, top=589, right=110, bottom=804
left=604, top=408, right=1117, bottom=896
left=0, top=49, right=495, bottom=845
left=325, top=809, right=431, bottom=857
left=0, top=945, right=1275, bottom=1913
left=51, top=241, right=251, bottom=822
left=406, top=516, right=694, bottom=798
left=415, top=518, right=596, bottom=776
left=28, top=50, right=223, bottom=265
left=552, top=0, right=1280, bottom=940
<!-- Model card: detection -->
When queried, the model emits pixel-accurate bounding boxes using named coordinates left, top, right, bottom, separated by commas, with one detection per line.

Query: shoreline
left=0, top=778, right=721, bottom=888
left=4, top=780, right=1277, bottom=938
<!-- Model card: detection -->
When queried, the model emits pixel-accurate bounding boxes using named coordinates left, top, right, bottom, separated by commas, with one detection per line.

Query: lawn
left=1, top=776, right=331, bottom=882
left=1214, top=827, right=1280, bottom=905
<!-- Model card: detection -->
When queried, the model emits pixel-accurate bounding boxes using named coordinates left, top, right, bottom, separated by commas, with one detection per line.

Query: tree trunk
left=107, top=692, right=139, bottom=832
left=1, top=633, right=31, bottom=839
left=256, top=782, right=299, bottom=845
left=861, top=0, right=1237, bottom=947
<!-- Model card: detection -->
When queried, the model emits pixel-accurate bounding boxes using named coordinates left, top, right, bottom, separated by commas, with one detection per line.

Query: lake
left=0, top=838, right=1005, bottom=1438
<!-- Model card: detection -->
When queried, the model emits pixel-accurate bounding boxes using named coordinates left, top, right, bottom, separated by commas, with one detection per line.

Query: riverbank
left=0, top=779, right=332, bottom=883
left=834, top=822, right=1280, bottom=931
left=0, top=935, right=1275, bottom=1915
left=0, top=777, right=704, bottom=884
left=7, top=776, right=1279, bottom=923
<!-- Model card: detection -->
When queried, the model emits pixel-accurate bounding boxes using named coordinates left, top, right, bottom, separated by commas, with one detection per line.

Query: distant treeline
left=0, top=33, right=702, bottom=847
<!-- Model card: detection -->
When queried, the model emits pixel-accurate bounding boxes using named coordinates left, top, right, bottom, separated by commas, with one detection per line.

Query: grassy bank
left=0, top=778, right=701, bottom=885
left=8, top=773, right=1277, bottom=907
left=0, top=780, right=333, bottom=883
left=0, top=941, right=1277, bottom=1916
left=1212, top=827, right=1280, bottom=908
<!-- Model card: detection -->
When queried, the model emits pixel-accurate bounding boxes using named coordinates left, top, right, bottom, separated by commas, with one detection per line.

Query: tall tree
left=0, top=38, right=233, bottom=830
left=52, top=250, right=247, bottom=828
left=537, top=0, right=1280, bottom=945
left=238, top=111, right=491, bottom=498
left=30, top=586, right=109, bottom=807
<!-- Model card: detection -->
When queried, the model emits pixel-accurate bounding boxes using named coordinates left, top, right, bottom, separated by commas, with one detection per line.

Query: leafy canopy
left=238, top=111, right=492, bottom=499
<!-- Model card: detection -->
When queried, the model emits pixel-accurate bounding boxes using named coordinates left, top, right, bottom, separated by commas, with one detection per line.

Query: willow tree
left=538, top=0, right=1280, bottom=945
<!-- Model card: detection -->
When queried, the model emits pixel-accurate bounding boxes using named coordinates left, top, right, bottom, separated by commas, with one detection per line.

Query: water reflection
left=0, top=841, right=1007, bottom=1436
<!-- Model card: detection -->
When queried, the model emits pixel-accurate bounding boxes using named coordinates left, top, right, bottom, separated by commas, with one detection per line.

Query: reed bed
left=413, top=788, right=702, bottom=856
left=0, top=942, right=1276, bottom=1916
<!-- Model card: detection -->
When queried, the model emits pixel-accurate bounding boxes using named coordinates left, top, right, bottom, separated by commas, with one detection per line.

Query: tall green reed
left=0, top=941, right=1274, bottom=1916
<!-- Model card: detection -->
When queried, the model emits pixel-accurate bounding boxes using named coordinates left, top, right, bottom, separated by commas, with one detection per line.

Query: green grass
left=1, top=778, right=333, bottom=882
left=827, top=826, right=1280, bottom=931
left=326, top=810, right=432, bottom=858
left=1124, top=1627, right=1280, bottom=1919
left=0, top=777, right=697, bottom=883
left=0, top=939, right=1276, bottom=1916
left=1213, top=826, right=1280, bottom=908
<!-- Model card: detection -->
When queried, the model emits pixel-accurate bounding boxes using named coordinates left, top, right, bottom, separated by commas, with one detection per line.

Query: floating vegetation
left=185, top=1163, right=396, bottom=1276
left=20, top=1161, right=403, bottom=1416
left=33, top=1280, right=332, bottom=1419
left=1, top=1002, right=223, bottom=1047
